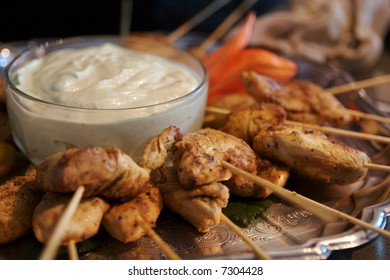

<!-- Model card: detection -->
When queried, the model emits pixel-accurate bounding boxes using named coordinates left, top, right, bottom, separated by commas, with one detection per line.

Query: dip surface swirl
left=15, top=43, right=199, bottom=109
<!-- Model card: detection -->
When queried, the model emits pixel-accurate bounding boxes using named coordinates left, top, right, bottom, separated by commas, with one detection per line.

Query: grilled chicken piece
left=99, top=149, right=150, bottom=199
left=138, top=126, right=183, bottom=183
left=252, top=125, right=370, bottom=185
left=221, top=105, right=287, bottom=145
left=0, top=173, right=42, bottom=244
left=226, top=157, right=290, bottom=199
left=32, top=192, right=109, bottom=245
left=255, top=159, right=289, bottom=196
left=170, top=128, right=258, bottom=189
left=241, top=71, right=358, bottom=127
left=159, top=169, right=229, bottom=233
left=102, top=181, right=163, bottom=243
left=205, top=93, right=258, bottom=129
left=36, top=146, right=149, bottom=199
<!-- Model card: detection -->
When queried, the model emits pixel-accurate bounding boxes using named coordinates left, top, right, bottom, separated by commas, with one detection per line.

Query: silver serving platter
left=83, top=56, right=390, bottom=260
left=0, top=43, right=389, bottom=260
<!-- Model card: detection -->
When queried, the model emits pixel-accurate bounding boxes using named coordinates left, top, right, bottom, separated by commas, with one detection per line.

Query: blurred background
left=1, top=0, right=390, bottom=76
left=0, top=0, right=285, bottom=42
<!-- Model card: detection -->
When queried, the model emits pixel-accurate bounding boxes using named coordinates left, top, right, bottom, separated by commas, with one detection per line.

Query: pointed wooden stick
left=67, top=240, right=79, bottom=260
left=39, top=186, right=85, bottom=260
left=166, top=0, right=233, bottom=43
left=195, top=0, right=258, bottom=57
left=221, top=161, right=390, bottom=239
left=342, top=109, right=390, bottom=125
left=220, top=213, right=271, bottom=260
left=205, top=106, right=231, bottom=115
left=326, top=74, right=390, bottom=95
left=135, top=215, right=181, bottom=260
left=364, top=162, right=390, bottom=173
left=285, top=120, right=390, bottom=144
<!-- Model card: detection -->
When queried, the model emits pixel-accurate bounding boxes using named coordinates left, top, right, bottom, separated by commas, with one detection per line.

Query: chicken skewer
left=205, top=105, right=390, bottom=144
left=102, top=181, right=181, bottom=260
left=216, top=106, right=390, bottom=183
left=141, top=126, right=272, bottom=259
left=39, top=186, right=85, bottom=260
left=222, top=161, right=390, bottom=239
left=206, top=105, right=390, bottom=174
left=34, top=146, right=180, bottom=260
left=35, top=146, right=150, bottom=199
left=158, top=169, right=271, bottom=260
left=242, top=71, right=390, bottom=125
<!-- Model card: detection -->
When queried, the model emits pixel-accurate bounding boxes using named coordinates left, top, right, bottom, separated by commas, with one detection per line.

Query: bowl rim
left=3, top=35, right=208, bottom=111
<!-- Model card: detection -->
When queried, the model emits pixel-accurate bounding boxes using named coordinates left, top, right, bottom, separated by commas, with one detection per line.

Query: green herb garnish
left=222, top=198, right=272, bottom=227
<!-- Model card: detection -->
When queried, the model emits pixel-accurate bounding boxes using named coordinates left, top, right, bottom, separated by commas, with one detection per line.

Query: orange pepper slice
left=207, top=48, right=297, bottom=101
left=203, top=12, right=257, bottom=85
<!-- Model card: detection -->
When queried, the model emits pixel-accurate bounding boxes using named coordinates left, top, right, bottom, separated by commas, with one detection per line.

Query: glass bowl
left=4, top=36, right=208, bottom=165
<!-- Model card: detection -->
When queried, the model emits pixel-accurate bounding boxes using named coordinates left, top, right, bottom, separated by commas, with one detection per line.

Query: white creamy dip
left=15, top=43, right=199, bottom=108
left=6, top=39, right=207, bottom=165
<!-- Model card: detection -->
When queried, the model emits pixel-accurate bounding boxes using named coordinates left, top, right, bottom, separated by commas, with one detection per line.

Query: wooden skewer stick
left=39, top=186, right=85, bottom=260
left=205, top=106, right=231, bottom=115
left=342, top=109, right=390, bottom=125
left=326, top=74, right=390, bottom=95
left=364, top=162, right=390, bottom=173
left=195, top=0, right=258, bottom=57
left=166, top=0, right=233, bottom=43
left=220, top=214, right=271, bottom=260
left=221, top=161, right=390, bottom=239
left=205, top=106, right=390, bottom=145
left=67, top=240, right=79, bottom=260
left=285, top=120, right=390, bottom=144
left=135, top=215, right=181, bottom=260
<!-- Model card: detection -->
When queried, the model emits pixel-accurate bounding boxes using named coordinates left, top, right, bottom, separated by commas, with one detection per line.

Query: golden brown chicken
left=32, top=145, right=163, bottom=247
left=170, top=128, right=258, bottom=190
left=138, top=126, right=183, bottom=183
left=205, top=93, right=258, bottom=129
left=158, top=168, right=229, bottom=233
left=241, top=71, right=358, bottom=127
left=221, top=104, right=287, bottom=145
left=226, top=157, right=290, bottom=199
left=102, top=181, right=163, bottom=243
left=252, top=125, right=370, bottom=185
left=32, top=192, right=110, bottom=245
left=36, top=146, right=150, bottom=199
left=0, top=171, right=42, bottom=244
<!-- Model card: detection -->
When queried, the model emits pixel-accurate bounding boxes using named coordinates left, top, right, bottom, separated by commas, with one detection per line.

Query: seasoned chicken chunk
left=0, top=174, right=42, bottom=244
left=138, top=126, right=183, bottom=183
left=170, top=128, right=258, bottom=189
left=159, top=169, right=229, bottom=233
left=226, top=157, right=289, bottom=198
left=252, top=125, right=370, bottom=185
left=205, top=93, right=258, bottom=129
left=36, top=146, right=149, bottom=199
left=32, top=192, right=109, bottom=245
left=242, top=71, right=358, bottom=126
left=221, top=104, right=287, bottom=144
left=102, top=181, right=163, bottom=243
